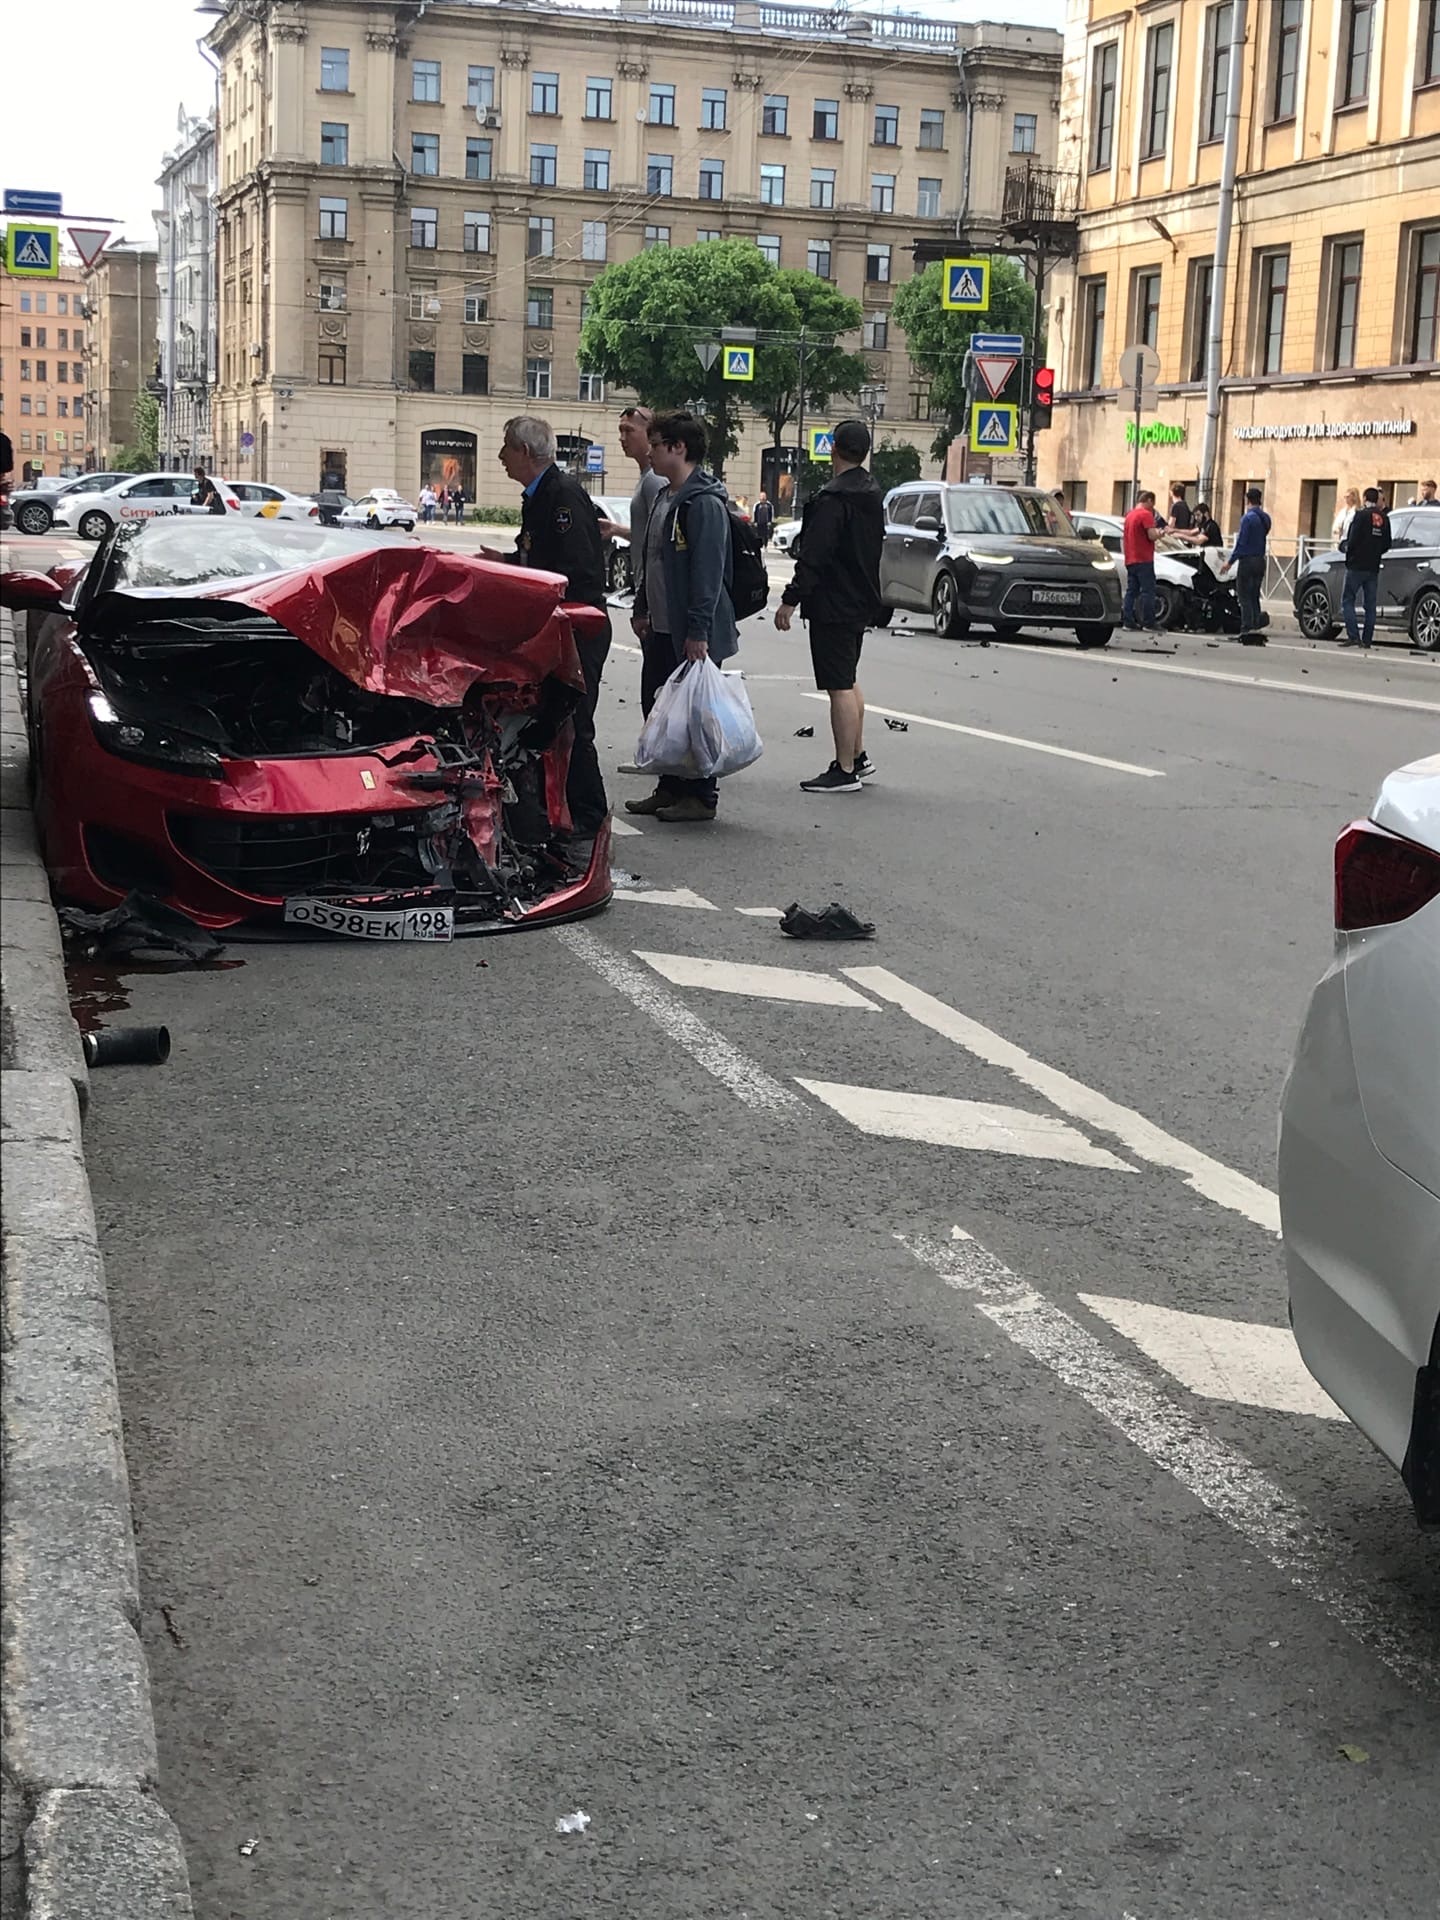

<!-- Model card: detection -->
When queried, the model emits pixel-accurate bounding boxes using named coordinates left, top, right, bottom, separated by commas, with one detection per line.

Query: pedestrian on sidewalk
left=753, top=491, right=775, bottom=547
left=1409, top=479, right=1438, bottom=507
left=450, top=485, right=467, bottom=525
left=775, top=418, right=884, bottom=794
left=480, top=416, right=611, bottom=860
left=1227, top=486, right=1271, bottom=646
left=1333, top=487, right=1361, bottom=544
left=1339, top=487, right=1391, bottom=649
left=419, top=483, right=437, bottom=524
left=625, top=410, right=737, bottom=825
left=1121, top=490, right=1164, bottom=632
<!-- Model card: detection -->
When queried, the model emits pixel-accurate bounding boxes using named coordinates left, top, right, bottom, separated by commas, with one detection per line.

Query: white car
left=11, top=471, right=132, bottom=536
left=1070, top=511, right=1205, bottom=624
left=50, top=471, right=244, bottom=542
left=338, top=489, right=417, bottom=531
left=772, top=519, right=803, bottom=555
left=228, top=481, right=320, bottom=523
left=1279, top=752, right=1440, bottom=1525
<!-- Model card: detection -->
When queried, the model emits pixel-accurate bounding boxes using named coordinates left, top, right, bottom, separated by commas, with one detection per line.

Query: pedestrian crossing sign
left=5, top=223, right=59, bottom=277
left=723, top=345, right=755, bottom=382
left=968, top=401, right=1019, bottom=454
left=943, top=257, right=990, bottom=311
left=808, top=428, right=834, bottom=461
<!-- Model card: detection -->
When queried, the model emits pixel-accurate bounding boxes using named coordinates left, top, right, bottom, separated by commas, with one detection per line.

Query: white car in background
left=49, top=471, right=244, bottom=542
left=11, top=471, right=132, bottom=536
left=1279, top=753, right=1440, bottom=1526
left=338, top=489, right=417, bottom=531
left=1069, top=511, right=1207, bottom=626
left=772, top=519, right=803, bottom=555
left=228, top=481, right=320, bottom=522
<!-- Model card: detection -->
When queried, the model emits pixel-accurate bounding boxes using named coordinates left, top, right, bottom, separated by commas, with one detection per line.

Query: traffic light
left=1031, top=366, right=1055, bottom=431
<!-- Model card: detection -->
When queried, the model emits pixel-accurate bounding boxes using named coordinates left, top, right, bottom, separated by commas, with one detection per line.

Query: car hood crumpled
left=93, top=544, right=588, bottom=708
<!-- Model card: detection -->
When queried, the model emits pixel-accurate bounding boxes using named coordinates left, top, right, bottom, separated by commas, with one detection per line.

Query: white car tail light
left=1334, top=820, right=1440, bottom=930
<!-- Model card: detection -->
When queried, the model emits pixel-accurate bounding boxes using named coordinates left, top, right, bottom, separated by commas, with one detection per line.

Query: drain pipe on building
left=1199, top=0, right=1248, bottom=510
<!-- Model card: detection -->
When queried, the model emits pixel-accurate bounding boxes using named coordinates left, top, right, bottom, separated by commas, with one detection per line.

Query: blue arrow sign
left=4, top=190, right=63, bottom=217
left=970, top=332, right=1025, bottom=354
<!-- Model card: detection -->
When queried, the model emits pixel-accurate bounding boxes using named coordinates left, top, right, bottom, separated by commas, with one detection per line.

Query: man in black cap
left=775, top=418, right=885, bottom=793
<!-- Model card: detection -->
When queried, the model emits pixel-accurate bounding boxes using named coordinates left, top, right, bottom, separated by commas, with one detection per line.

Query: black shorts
left=809, top=622, right=864, bottom=692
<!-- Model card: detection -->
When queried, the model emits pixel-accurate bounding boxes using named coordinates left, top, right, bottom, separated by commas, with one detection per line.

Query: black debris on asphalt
left=779, top=902, right=877, bottom=941
left=794, top=725, right=815, bottom=737
left=883, top=717, right=908, bottom=732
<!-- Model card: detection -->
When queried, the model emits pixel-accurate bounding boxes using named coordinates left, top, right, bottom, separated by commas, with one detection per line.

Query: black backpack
left=680, top=498, right=770, bottom=621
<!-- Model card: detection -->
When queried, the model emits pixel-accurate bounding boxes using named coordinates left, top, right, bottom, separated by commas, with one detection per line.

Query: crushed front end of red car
left=5, top=519, right=613, bottom=939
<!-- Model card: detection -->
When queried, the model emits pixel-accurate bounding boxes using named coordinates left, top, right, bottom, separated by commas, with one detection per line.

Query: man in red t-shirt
left=1122, top=489, right=1163, bottom=631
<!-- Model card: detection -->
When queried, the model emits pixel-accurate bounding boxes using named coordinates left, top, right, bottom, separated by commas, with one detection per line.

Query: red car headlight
left=87, top=691, right=224, bottom=779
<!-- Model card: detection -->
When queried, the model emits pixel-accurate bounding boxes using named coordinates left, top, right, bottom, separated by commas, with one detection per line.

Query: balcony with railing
left=1001, top=163, right=1081, bottom=253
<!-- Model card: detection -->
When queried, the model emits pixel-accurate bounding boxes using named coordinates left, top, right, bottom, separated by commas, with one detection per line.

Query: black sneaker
left=853, top=751, right=877, bottom=782
left=800, top=761, right=863, bottom=794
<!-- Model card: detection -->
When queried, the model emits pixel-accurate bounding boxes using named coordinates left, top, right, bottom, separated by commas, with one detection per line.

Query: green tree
left=870, top=437, right=922, bottom=494
left=578, top=240, right=864, bottom=475
left=891, top=257, right=1036, bottom=458
left=114, top=391, right=160, bottom=472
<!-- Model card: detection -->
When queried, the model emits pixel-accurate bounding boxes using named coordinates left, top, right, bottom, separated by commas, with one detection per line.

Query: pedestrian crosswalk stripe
left=796, top=1082, right=1133, bottom=1167
left=1078, top=1295, right=1343, bottom=1419
left=610, top=887, right=718, bottom=909
left=636, top=952, right=880, bottom=1007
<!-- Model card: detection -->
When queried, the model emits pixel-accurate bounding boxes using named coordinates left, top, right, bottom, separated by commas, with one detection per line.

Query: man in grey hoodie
left=625, top=411, right=738, bottom=823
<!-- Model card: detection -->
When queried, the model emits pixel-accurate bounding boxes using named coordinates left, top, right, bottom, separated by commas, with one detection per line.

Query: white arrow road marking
left=798, top=1082, right=1133, bottom=1166
left=637, top=953, right=881, bottom=1008
left=735, top=906, right=785, bottom=918
left=800, top=695, right=1164, bottom=778
left=1078, top=1295, right=1344, bottom=1419
left=901, top=1231, right=1436, bottom=1697
left=556, top=926, right=802, bottom=1113
left=609, top=887, right=718, bottom=910
left=848, top=967, right=1280, bottom=1234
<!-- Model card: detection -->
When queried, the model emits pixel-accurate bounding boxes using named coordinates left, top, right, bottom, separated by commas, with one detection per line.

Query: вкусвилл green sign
left=1125, top=421, right=1187, bottom=449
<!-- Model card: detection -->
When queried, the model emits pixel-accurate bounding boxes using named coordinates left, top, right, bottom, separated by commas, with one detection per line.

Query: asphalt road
left=60, top=568, right=1440, bottom=1918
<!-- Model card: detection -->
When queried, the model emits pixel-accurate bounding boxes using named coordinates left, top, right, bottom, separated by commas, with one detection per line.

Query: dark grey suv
left=880, top=482, right=1121, bottom=647
left=1294, top=507, right=1440, bottom=650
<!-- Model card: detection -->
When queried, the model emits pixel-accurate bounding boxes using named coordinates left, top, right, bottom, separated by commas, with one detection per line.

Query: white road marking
left=609, top=887, right=718, bottom=910
left=801, top=694, right=1164, bottom=778
left=556, top=926, right=802, bottom=1113
left=797, top=1081, right=1133, bottom=1167
left=610, top=818, right=643, bottom=837
left=901, top=1231, right=1435, bottom=1697
left=612, top=641, right=643, bottom=656
left=992, top=644, right=1440, bottom=714
left=849, top=967, right=1280, bottom=1234
left=1079, top=1294, right=1344, bottom=1420
left=638, top=952, right=880, bottom=1008
left=736, top=906, right=785, bottom=918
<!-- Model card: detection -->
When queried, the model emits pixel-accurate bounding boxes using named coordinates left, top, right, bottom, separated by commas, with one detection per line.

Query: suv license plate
left=283, top=898, right=454, bottom=941
left=1033, top=588, right=1082, bottom=607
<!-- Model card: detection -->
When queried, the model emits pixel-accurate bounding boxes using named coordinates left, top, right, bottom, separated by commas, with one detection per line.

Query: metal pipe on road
left=1199, top=0, right=1248, bottom=507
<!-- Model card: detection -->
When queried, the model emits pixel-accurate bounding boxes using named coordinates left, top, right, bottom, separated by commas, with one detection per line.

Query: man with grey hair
left=482, top=415, right=611, bottom=851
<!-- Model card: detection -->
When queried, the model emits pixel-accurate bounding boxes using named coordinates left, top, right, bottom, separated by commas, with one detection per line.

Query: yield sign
left=68, top=225, right=112, bottom=270
left=973, top=353, right=1018, bottom=401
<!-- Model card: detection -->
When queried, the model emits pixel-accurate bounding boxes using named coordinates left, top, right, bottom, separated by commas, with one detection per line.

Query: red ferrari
left=1, top=517, right=613, bottom=940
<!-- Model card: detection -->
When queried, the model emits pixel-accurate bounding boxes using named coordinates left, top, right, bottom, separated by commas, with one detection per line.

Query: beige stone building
left=205, top=0, right=1060, bottom=505
left=0, top=257, right=89, bottom=482
left=83, top=246, right=160, bottom=468
left=1042, top=0, right=1440, bottom=538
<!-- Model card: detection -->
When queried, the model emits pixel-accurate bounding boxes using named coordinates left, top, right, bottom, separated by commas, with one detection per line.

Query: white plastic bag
left=634, top=659, right=763, bottom=780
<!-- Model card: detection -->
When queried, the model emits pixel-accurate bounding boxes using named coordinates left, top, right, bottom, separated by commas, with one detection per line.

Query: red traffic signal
left=1031, top=366, right=1055, bottom=429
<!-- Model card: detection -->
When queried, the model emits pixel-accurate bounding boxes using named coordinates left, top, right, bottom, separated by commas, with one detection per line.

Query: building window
left=699, top=159, right=724, bottom=201
left=873, top=103, right=899, bottom=145
left=412, top=59, right=440, bottom=104
left=643, top=224, right=671, bottom=249
left=586, top=75, right=613, bottom=120
left=464, top=285, right=488, bottom=322
left=1081, top=276, right=1107, bottom=386
left=320, top=47, right=349, bottom=92
left=1256, top=251, right=1288, bottom=373
left=319, top=196, right=348, bottom=238
left=762, top=93, right=788, bottom=136
left=407, top=288, right=437, bottom=321
left=523, top=288, right=551, bottom=330
left=1425, top=0, right=1440, bottom=84
left=72, top=361, right=82, bottom=385
left=531, top=144, right=557, bottom=187
left=813, top=98, right=839, bottom=140
left=1340, top=1, right=1375, bottom=105
left=1186, top=258, right=1214, bottom=380
left=19, top=359, right=31, bottom=380
left=411, top=132, right=439, bottom=175
left=19, top=327, right=30, bottom=347
left=19, top=293, right=30, bottom=311
left=468, top=65, right=495, bottom=110
left=528, top=216, right=554, bottom=257
left=920, top=107, right=946, bottom=149
left=863, top=312, right=889, bottom=350
left=18, top=432, right=29, bottom=448
left=72, top=432, right=84, bottom=452
left=1090, top=42, right=1117, bottom=169
left=1328, top=239, right=1362, bottom=368
left=807, top=239, right=832, bottom=278
left=464, top=210, right=491, bottom=253
left=1132, top=269, right=1162, bottom=350
left=810, top=168, right=836, bottom=210
left=760, top=164, right=785, bottom=206
left=319, top=345, right=346, bottom=385
left=19, top=399, right=30, bottom=416
left=35, top=327, right=47, bottom=349
left=696, top=228, right=721, bottom=244
left=35, top=359, right=47, bottom=383
left=410, top=206, right=438, bottom=248
left=319, top=278, right=346, bottom=310
left=757, top=233, right=780, bottom=266
left=1411, top=229, right=1440, bottom=362
left=408, top=349, right=436, bottom=392
left=648, top=82, right=675, bottom=126
left=526, top=358, right=551, bottom=400
left=466, top=138, right=493, bottom=181
left=1202, top=3, right=1234, bottom=144
left=646, top=153, right=673, bottom=196
left=1011, top=112, right=1037, bottom=154
left=1271, top=0, right=1303, bottom=120
left=463, top=353, right=489, bottom=395
left=582, top=148, right=610, bottom=192
left=575, top=219, right=604, bottom=262
left=1144, top=24, right=1174, bottom=157
left=917, top=177, right=942, bottom=218
left=320, top=122, right=348, bottom=165
left=57, top=398, right=68, bottom=416
left=702, top=87, right=727, bottom=130
left=866, top=241, right=891, bottom=284
left=531, top=71, right=559, bottom=115
left=871, top=173, right=896, bottom=214
left=579, top=371, right=605, bottom=402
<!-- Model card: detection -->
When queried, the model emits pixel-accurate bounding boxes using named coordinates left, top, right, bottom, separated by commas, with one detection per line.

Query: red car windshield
left=106, top=516, right=385, bottom=590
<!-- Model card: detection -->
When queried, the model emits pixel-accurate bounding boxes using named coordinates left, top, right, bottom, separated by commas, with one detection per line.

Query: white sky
left=0, top=0, right=1065, bottom=257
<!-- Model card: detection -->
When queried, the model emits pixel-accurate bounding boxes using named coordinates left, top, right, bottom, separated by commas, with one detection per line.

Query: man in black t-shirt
left=192, top=465, right=227, bottom=514
left=1166, top=482, right=1193, bottom=533
left=1340, top=487, right=1391, bottom=649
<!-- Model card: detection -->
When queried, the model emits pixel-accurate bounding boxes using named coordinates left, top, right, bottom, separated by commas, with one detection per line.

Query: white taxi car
left=338, top=489, right=418, bottom=531
left=229, top=481, right=321, bottom=522
left=50, top=471, right=244, bottom=542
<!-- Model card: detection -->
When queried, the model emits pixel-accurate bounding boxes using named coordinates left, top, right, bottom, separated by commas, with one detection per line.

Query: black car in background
left=310, top=489, right=352, bottom=526
left=1295, top=507, right=1440, bottom=649
left=11, top=472, right=130, bottom=536
left=880, top=482, right=1121, bottom=647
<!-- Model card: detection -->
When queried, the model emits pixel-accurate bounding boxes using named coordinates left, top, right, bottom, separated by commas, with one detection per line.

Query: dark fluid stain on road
left=66, top=958, right=243, bottom=1035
